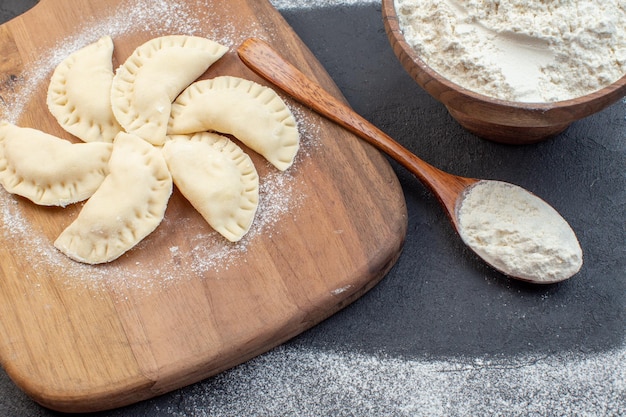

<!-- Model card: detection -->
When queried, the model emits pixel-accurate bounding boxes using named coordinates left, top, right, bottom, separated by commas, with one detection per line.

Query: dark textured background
left=1, top=1, right=624, bottom=415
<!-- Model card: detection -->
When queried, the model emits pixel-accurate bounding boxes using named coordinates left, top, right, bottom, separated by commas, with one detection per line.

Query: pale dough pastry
left=110, top=35, right=228, bottom=146
left=0, top=121, right=112, bottom=206
left=167, top=76, right=300, bottom=171
left=47, top=36, right=123, bottom=143
left=54, top=132, right=173, bottom=264
left=163, top=133, right=259, bottom=242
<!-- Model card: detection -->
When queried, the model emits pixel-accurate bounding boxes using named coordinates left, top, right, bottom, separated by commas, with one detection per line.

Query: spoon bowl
left=237, top=38, right=582, bottom=283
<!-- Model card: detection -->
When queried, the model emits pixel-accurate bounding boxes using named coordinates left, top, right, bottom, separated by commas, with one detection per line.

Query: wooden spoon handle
left=237, top=38, right=476, bottom=224
left=238, top=38, right=425, bottom=175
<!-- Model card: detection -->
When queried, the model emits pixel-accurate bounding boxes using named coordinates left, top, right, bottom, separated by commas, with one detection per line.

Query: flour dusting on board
left=0, top=0, right=320, bottom=292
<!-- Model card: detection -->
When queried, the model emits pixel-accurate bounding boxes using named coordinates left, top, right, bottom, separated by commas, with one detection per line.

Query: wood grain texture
left=381, top=0, right=626, bottom=144
left=0, top=0, right=407, bottom=412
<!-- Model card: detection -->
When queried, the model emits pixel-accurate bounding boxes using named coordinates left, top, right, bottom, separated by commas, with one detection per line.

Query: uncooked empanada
left=47, top=36, right=123, bottom=143
left=54, top=132, right=173, bottom=264
left=110, top=35, right=228, bottom=146
left=0, top=121, right=112, bottom=206
left=162, top=132, right=259, bottom=242
left=167, top=76, right=300, bottom=171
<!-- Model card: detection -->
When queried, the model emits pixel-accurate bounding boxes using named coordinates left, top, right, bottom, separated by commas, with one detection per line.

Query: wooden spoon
left=237, top=38, right=582, bottom=283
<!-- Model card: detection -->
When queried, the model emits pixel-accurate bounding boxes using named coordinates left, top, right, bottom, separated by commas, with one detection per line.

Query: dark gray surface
left=0, top=1, right=624, bottom=416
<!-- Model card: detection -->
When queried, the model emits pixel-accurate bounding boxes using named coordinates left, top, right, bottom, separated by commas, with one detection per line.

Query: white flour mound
left=395, top=0, right=626, bottom=102
left=456, top=181, right=583, bottom=282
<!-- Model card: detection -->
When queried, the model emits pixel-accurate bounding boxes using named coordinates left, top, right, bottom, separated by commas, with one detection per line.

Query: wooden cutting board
left=0, top=0, right=407, bottom=412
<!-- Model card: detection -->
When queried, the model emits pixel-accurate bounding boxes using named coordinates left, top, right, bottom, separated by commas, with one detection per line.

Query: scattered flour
left=163, top=344, right=625, bottom=417
left=271, top=0, right=376, bottom=9
left=456, top=180, right=583, bottom=283
left=395, top=0, right=626, bottom=102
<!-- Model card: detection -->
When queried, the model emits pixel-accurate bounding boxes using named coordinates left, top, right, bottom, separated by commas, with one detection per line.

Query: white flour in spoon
left=395, top=0, right=626, bottom=102
left=456, top=180, right=583, bottom=282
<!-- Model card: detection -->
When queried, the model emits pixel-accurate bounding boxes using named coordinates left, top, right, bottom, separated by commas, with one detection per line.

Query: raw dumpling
left=162, top=132, right=259, bottom=242
left=167, top=76, right=300, bottom=171
left=47, top=36, right=123, bottom=143
left=110, top=35, right=228, bottom=146
left=0, top=121, right=112, bottom=206
left=54, top=132, right=173, bottom=264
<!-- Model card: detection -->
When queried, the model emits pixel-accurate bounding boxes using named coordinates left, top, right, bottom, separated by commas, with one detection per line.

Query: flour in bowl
left=395, top=0, right=626, bottom=102
left=456, top=180, right=583, bottom=283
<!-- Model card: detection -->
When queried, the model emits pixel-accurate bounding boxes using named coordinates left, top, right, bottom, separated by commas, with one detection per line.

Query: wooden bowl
left=381, top=0, right=626, bottom=144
